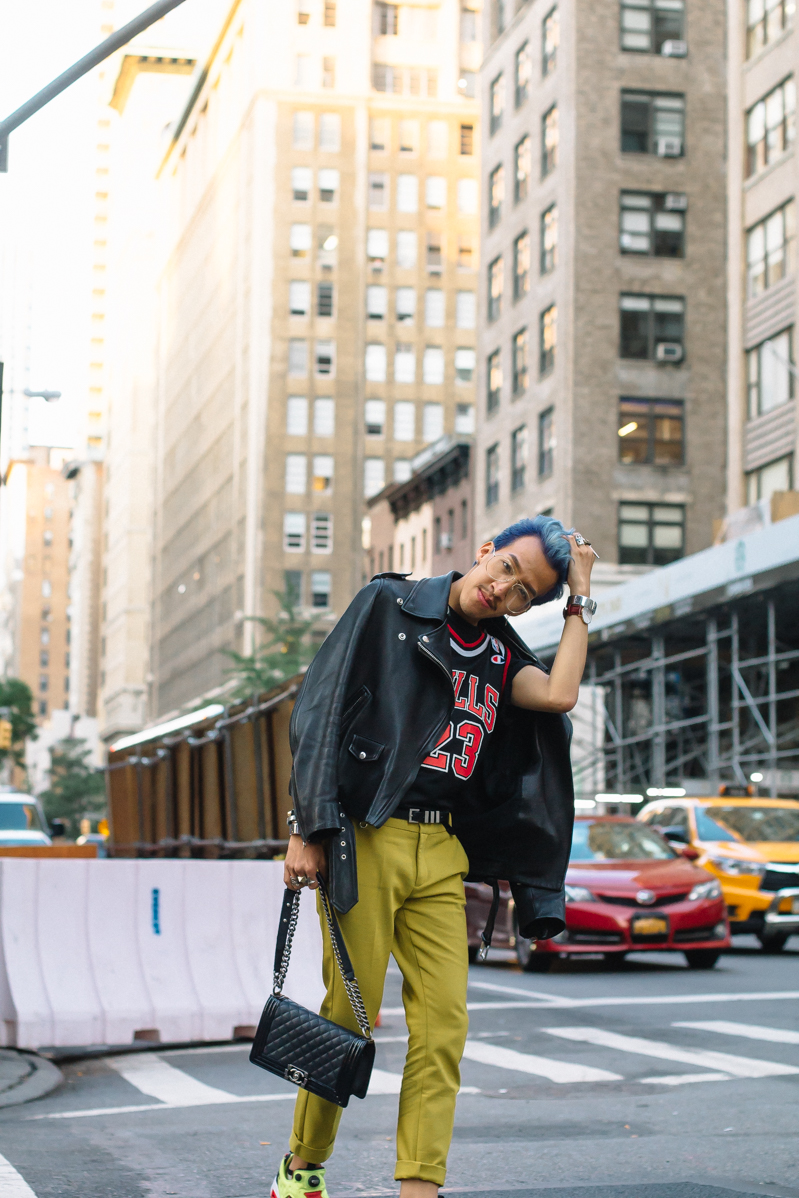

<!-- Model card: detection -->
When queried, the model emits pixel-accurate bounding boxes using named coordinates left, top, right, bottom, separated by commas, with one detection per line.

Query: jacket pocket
left=342, top=684, right=371, bottom=727
left=348, top=734, right=384, bottom=762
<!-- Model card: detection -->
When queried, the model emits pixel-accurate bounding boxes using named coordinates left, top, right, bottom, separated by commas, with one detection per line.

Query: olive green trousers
left=289, top=817, right=470, bottom=1186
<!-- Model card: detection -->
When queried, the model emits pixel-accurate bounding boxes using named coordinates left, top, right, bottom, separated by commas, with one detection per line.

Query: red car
left=466, top=815, right=731, bottom=971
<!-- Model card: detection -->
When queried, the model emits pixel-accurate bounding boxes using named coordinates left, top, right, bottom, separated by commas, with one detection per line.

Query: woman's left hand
left=563, top=533, right=596, bottom=595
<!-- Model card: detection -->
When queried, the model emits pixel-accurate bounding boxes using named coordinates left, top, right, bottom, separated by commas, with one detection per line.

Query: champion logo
left=489, top=636, right=506, bottom=664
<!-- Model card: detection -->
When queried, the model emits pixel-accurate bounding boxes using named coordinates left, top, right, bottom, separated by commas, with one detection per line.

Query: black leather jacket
left=289, top=571, right=574, bottom=938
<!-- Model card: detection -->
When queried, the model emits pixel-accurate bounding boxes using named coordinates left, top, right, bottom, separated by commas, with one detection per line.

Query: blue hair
left=493, top=515, right=574, bottom=606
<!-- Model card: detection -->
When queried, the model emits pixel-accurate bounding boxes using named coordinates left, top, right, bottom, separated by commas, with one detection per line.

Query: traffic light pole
left=0, top=0, right=191, bottom=172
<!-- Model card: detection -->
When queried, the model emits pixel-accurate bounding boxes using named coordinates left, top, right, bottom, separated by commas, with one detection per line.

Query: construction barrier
left=0, top=857, right=325, bottom=1050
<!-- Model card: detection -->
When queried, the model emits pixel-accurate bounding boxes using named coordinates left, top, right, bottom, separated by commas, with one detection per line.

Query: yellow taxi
left=637, top=795, right=799, bottom=951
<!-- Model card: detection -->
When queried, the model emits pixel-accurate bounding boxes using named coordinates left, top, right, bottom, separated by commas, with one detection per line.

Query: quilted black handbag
left=249, top=875, right=375, bottom=1107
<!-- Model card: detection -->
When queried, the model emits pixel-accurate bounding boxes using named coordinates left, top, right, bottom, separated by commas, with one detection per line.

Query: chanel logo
left=286, top=1065, right=309, bottom=1086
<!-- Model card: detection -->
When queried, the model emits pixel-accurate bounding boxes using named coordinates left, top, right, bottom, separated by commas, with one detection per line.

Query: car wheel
left=603, top=952, right=627, bottom=969
left=684, top=949, right=720, bottom=969
left=467, top=944, right=479, bottom=964
left=757, top=931, right=789, bottom=953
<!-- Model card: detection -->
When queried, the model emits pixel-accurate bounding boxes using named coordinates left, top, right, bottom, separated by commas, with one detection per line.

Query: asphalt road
left=1, top=937, right=798, bottom=1198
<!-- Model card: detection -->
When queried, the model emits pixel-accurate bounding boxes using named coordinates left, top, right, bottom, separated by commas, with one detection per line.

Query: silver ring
left=574, top=532, right=586, bottom=545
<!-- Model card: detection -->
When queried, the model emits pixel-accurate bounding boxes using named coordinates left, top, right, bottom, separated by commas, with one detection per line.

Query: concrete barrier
left=0, top=859, right=325, bottom=1050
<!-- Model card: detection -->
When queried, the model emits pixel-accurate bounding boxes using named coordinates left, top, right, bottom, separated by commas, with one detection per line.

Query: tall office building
left=476, top=0, right=727, bottom=578
left=146, top=0, right=481, bottom=716
left=726, top=0, right=797, bottom=521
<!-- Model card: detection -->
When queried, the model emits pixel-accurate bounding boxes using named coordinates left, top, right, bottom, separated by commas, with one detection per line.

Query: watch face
left=581, top=607, right=592, bottom=625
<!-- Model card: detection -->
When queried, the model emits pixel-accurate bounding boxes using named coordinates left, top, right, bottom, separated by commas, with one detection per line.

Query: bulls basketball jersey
left=403, top=607, right=527, bottom=814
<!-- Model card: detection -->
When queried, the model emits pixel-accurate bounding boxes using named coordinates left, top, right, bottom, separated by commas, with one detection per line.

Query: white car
left=0, top=790, right=52, bottom=846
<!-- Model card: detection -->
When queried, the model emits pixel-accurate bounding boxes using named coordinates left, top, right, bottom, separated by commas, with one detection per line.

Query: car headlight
left=688, top=878, right=723, bottom=901
left=565, top=884, right=596, bottom=903
left=708, top=856, right=766, bottom=878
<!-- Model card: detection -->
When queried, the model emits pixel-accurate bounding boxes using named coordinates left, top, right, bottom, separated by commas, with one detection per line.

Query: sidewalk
left=0, top=1049, right=62, bottom=1108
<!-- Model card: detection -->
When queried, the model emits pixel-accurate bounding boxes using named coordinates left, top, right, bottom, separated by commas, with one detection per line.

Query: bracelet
left=286, top=808, right=301, bottom=837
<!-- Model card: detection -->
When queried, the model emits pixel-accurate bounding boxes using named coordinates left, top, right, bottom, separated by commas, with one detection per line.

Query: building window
left=540, top=203, right=558, bottom=274
left=312, top=454, right=334, bottom=493
left=322, top=57, right=336, bottom=88
left=746, top=200, right=796, bottom=296
left=620, top=191, right=686, bottom=257
left=324, top=0, right=336, bottom=25
left=486, top=443, right=500, bottom=506
left=371, top=117, right=389, bottom=151
left=458, top=236, right=473, bottom=270
left=375, top=1, right=399, bottom=34
left=538, top=406, right=554, bottom=477
left=487, top=349, right=502, bottom=412
left=427, top=119, right=448, bottom=157
left=293, top=111, right=314, bottom=150
left=620, top=294, right=685, bottom=361
left=539, top=304, right=557, bottom=375
left=541, top=105, right=558, bottom=177
left=365, top=399, right=386, bottom=436
left=488, top=256, right=503, bottom=321
left=511, top=425, right=528, bottom=493
left=319, top=113, right=341, bottom=151
left=542, top=6, right=559, bottom=75
left=39, top=674, right=49, bottom=693
left=315, top=339, right=335, bottom=375
left=460, top=123, right=474, bottom=155
left=396, top=286, right=416, bottom=322
left=619, top=502, right=685, bottom=565
left=40, top=650, right=49, bottom=669
left=288, top=339, right=308, bottom=376
left=515, top=41, right=532, bottom=107
left=290, top=223, right=312, bottom=257
left=369, top=172, right=388, bottom=209
left=457, top=178, right=478, bottom=215
left=455, top=402, right=475, bottom=433
left=364, top=458, right=386, bottom=497
left=489, top=164, right=504, bottom=228
left=318, top=167, right=339, bottom=202
left=399, top=119, right=419, bottom=154
left=513, top=231, right=530, bottom=300
left=394, top=459, right=412, bottom=483
left=456, top=291, right=476, bottom=328
left=621, top=90, right=685, bottom=155
left=289, top=280, right=310, bottom=316
left=423, top=402, right=444, bottom=442
left=397, top=174, right=419, bottom=212
left=514, top=135, right=531, bottom=203
left=455, top=348, right=476, bottom=384
left=314, top=397, right=335, bottom=435
left=311, top=513, right=333, bottom=553
left=490, top=74, right=505, bottom=135
left=284, top=512, right=306, bottom=552
left=618, top=398, right=684, bottom=465
left=286, top=395, right=309, bottom=435
left=317, top=282, right=334, bottom=317
left=365, top=342, right=387, bottom=381
left=310, top=571, right=332, bottom=608
left=512, top=328, right=529, bottom=395
left=426, top=231, right=443, bottom=273
left=395, top=344, right=416, bottom=382
left=426, top=176, right=446, bottom=209
left=425, top=289, right=445, bottom=327
left=292, top=166, right=312, bottom=201
left=620, top=0, right=685, bottom=53
left=367, top=285, right=388, bottom=320
left=747, top=328, right=794, bottom=417
left=434, top=515, right=442, bottom=553
left=397, top=230, right=417, bottom=269
left=299, top=0, right=311, bottom=23
left=746, top=454, right=794, bottom=503
left=394, top=401, right=416, bottom=440
left=747, top=0, right=795, bottom=59
left=367, top=227, right=389, bottom=267
left=285, top=570, right=303, bottom=606
left=285, top=454, right=307, bottom=494
left=423, top=346, right=445, bottom=384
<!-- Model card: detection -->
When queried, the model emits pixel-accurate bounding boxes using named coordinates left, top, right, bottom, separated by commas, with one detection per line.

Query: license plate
left=632, top=916, right=668, bottom=936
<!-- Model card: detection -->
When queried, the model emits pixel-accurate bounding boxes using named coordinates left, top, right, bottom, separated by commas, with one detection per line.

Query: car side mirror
left=680, top=845, right=700, bottom=861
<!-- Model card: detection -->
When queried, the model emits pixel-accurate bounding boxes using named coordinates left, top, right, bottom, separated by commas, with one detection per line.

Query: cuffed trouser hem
left=394, top=1160, right=447, bottom=1186
left=288, top=1131, right=336, bottom=1165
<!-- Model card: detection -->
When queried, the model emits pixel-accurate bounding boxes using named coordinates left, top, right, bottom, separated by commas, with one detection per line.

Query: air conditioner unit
left=661, top=39, right=687, bottom=57
left=656, top=341, right=684, bottom=363
left=664, top=192, right=688, bottom=211
left=656, top=137, right=683, bottom=157
left=439, top=532, right=454, bottom=550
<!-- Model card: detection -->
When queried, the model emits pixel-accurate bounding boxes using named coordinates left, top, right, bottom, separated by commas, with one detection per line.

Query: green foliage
left=222, top=583, right=318, bottom=699
left=39, top=737, right=106, bottom=837
left=0, top=677, right=37, bottom=769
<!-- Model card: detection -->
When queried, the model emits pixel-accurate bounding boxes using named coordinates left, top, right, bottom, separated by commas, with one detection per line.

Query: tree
left=222, top=582, right=318, bottom=699
left=0, top=677, right=37, bottom=771
left=39, top=737, right=106, bottom=837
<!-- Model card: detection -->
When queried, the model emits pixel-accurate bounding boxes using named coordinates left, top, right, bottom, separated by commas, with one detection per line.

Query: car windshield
left=703, top=805, right=799, bottom=843
left=0, top=802, right=44, bottom=832
left=571, top=821, right=675, bottom=861
left=694, top=806, right=739, bottom=841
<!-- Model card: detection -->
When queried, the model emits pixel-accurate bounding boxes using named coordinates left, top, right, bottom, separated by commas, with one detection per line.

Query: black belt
left=394, top=806, right=451, bottom=826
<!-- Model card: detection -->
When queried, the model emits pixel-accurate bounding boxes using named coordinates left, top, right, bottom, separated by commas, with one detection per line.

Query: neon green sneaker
left=271, top=1154, right=329, bottom=1198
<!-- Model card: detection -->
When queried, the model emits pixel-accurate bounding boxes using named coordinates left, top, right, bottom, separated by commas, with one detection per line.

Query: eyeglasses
left=485, top=551, right=534, bottom=615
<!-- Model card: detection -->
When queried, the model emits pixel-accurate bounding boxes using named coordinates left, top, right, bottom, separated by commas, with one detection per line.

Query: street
left=0, top=939, right=797, bottom=1198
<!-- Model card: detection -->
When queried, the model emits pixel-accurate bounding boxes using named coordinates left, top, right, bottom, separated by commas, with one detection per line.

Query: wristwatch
left=563, top=594, right=597, bottom=625
left=286, top=808, right=301, bottom=837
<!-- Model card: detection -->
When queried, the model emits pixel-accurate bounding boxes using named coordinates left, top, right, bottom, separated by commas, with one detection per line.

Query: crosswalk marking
left=640, top=1072, right=732, bottom=1086
left=673, top=1020, right=799, bottom=1045
left=545, top=1026, right=799, bottom=1078
left=107, top=1054, right=236, bottom=1106
left=461, top=1039, right=622, bottom=1083
left=381, top=988, right=799, bottom=1017
left=368, top=1068, right=403, bottom=1094
left=28, top=1094, right=296, bottom=1120
left=0, top=1152, right=37, bottom=1197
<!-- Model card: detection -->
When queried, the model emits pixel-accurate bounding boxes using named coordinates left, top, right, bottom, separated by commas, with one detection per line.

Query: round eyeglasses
left=484, top=552, right=534, bottom=615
